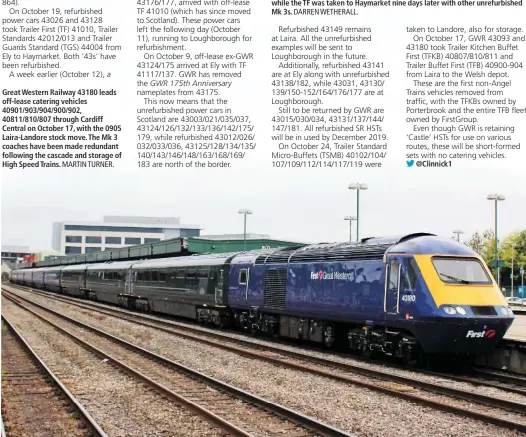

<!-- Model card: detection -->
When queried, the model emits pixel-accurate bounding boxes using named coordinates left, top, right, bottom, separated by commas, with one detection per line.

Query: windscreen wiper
left=439, top=273, right=471, bottom=284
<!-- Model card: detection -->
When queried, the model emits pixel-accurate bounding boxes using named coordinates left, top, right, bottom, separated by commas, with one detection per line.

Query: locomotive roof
left=387, top=234, right=478, bottom=256
left=251, top=233, right=478, bottom=264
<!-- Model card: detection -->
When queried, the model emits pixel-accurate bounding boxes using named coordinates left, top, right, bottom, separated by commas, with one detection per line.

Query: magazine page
left=1, top=0, right=525, bottom=435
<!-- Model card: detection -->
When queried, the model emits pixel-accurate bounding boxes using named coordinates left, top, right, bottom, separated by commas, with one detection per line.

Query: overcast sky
left=2, top=165, right=524, bottom=252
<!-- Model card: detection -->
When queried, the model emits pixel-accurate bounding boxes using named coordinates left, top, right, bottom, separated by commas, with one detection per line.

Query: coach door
left=78, top=271, right=84, bottom=292
left=240, top=268, right=250, bottom=300
left=384, top=257, right=402, bottom=317
left=214, top=269, right=223, bottom=304
left=125, top=268, right=133, bottom=295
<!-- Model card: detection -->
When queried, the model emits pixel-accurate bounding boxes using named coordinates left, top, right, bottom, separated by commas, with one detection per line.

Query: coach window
left=151, top=271, right=159, bottom=282
left=239, top=269, right=247, bottom=285
left=197, top=269, right=209, bottom=295
left=174, top=269, right=185, bottom=289
left=159, top=271, right=167, bottom=282
left=137, top=271, right=145, bottom=282
left=185, top=268, right=199, bottom=291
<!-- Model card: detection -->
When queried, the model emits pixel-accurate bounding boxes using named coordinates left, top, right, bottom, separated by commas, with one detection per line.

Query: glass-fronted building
left=52, top=215, right=201, bottom=255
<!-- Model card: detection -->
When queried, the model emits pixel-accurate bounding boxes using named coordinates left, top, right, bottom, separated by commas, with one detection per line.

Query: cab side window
left=403, top=258, right=419, bottom=291
left=389, top=260, right=400, bottom=289
left=239, top=269, right=247, bottom=285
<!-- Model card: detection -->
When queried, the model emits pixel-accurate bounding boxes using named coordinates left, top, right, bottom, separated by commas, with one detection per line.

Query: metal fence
left=503, top=286, right=526, bottom=299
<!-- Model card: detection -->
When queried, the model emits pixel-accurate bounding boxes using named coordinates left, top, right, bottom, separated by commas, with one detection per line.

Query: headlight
left=507, top=307, right=514, bottom=316
left=456, top=306, right=467, bottom=315
left=443, top=306, right=457, bottom=315
left=498, top=307, right=509, bottom=316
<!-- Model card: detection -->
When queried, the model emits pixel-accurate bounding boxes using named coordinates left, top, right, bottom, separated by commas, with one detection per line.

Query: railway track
left=8, top=284, right=526, bottom=397
left=509, top=306, right=526, bottom=316
left=10, top=283, right=525, bottom=398
left=2, top=289, right=355, bottom=437
left=4, top=285, right=526, bottom=435
left=474, top=368, right=526, bottom=389
left=1, top=314, right=107, bottom=437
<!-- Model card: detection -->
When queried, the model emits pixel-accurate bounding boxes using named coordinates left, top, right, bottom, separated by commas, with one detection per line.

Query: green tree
left=501, top=230, right=526, bottom=286
left=465, top=229, right=495, bottom=265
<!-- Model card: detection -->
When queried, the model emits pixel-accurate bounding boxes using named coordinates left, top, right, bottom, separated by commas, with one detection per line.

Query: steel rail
left=0, top=415, right=6, bottom=437
left=8, top=285, right=526, bottom=413
left=1, top=312, right=109, bottom=437
left=3, top=287, right=526, bottom=434
left=12, top=283, right=525, bottom=395
left=474, top=368, right=526, bottom=388
left=11, top=284, right=525, bottom=394
left=2, top=290, right=356, bottom=437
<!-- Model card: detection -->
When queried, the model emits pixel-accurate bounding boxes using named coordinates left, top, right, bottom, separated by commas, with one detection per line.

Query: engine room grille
left=471, top=306, right=497, bottom=316
left=255, top=243, right=390, bottom=264
left=255, top=247, right=305, bottom=264
left=264, top=269, right=287, bottom=309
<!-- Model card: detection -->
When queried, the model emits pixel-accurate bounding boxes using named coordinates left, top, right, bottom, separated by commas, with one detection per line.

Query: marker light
left=498, top=307, right=509, bottom=316
left=508, top=308, right=514, bottom=316
left=456, top=307, right=467, bottom=315
left=443, top=306, right=457, bottom=315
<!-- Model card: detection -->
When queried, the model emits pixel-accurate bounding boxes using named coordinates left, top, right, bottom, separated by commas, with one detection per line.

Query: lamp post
left=511, top=244, right=515, bottom=298
left=487, top=193, right=505, bottom=286
left=344, top=216, right=357, bottom=242
left=453, top=229, right=464, bottom=242
left=238, top=209, right=252, bottom=250
left=348, top=183, right=368, bottom=242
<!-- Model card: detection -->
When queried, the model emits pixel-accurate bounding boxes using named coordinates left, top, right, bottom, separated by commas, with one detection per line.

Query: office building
left=52, top=215, right=201, bottom=255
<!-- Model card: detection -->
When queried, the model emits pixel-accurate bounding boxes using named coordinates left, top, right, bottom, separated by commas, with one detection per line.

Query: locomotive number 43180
left=401, top=295, right=416, bottom=302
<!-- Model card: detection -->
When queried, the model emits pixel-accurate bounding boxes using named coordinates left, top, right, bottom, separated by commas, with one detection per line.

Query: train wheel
left=406, top=352, right=428, bottom=369
left=361, top=347, right=380, bottom=360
